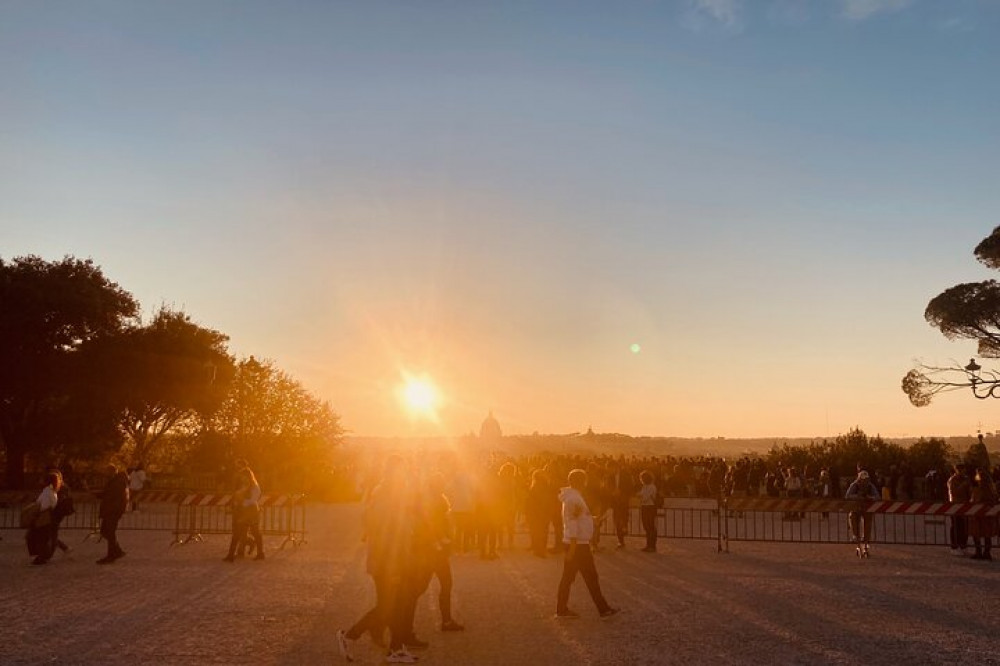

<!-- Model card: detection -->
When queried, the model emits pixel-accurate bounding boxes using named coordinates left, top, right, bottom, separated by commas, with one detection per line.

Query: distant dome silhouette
left=480, top=410, right=502, bottom=441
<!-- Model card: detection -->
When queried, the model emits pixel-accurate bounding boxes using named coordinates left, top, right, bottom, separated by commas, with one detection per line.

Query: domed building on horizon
left=479, top=410, right=502, bottom=444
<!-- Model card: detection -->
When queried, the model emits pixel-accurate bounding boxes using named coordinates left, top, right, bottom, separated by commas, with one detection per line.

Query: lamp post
left=962, top=358, right=1000, bottom=399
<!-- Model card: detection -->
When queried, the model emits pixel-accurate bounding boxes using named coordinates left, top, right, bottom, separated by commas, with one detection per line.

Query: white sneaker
left=336, top=629, right=354, bottom=662
left=386, top=648, right=420, bottom=663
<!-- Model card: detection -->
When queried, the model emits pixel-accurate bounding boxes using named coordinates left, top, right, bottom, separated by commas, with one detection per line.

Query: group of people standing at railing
left=22, top=463, right=131, bottom=565
left=946, top=461, right=997, bottom=560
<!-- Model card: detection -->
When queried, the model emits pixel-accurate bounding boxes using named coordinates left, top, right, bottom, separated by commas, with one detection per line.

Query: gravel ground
left=2, top=504, right=999, bottom=665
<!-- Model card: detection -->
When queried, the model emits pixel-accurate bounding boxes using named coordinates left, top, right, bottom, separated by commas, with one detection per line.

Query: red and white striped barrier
left=726, top=498, right=1000, bottom=517
left=177, top=493, right=303, bottom=507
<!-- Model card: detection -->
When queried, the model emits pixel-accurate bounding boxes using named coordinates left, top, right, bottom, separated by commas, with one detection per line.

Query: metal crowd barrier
left=597, top=498, right=726, bottom=551
left=595, top=497, right=998, bottom=553
left=170, top=493, right=308, bottom=549
left=0, top=491, right=307, bottom=549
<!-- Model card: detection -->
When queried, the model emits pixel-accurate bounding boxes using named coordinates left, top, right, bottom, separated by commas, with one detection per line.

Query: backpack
left=54, top=488, right=75, bottom=520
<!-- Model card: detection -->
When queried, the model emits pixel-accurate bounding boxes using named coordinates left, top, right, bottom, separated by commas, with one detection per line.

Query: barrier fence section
left=170, top=493, right=307, bottom=550
left=598, top=498, right=725, bottom=552
left=0, top=491, right=307, bottom=549
left=596, top=497, right=999, bottom=553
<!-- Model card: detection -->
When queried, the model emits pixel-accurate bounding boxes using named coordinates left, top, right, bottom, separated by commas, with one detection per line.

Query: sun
left=400, top=375, right=439, bottom=419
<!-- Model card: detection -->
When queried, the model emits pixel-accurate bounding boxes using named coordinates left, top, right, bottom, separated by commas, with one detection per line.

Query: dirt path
left=2, top=504, right=998, bottom=665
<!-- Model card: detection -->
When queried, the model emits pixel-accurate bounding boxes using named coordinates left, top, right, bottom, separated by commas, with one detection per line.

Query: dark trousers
left=433, top=553, right=454, bottom=622
left=640, top=506, right=658, bottom=550
left=549, top=512, right=564, bottom=551
left=528, top=516, right=548, bottom=556
left=226, top=517, right=247, bottom=558
left=412, top=550, right=453, bottom=624
left=612, top=502, right=630, bottom=546
left=950, top=516, right=969, bottom=549
left=477, top=514, right=498, bottom=557
left=556, top=543, right=610, bottom=614
left=100, top=514, right=124, bottom=557
left=452, top=512, right=475, bottom=553
left=28, top=524, right=54, bottom=561
left=347, top=572, right=409, bottom=651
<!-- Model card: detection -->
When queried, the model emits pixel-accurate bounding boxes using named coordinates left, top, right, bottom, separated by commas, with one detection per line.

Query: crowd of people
left=338, top=454, right=621, bottom=664
left=16, top=447, right=999, bottom=664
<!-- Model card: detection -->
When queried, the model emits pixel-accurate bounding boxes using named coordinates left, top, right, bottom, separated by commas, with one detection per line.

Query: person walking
left=337, top=455, right=422, bottom=664
left=555, top=468, right=619, bottom=619
left=410, top=473, right=464, bottom=634
left=98, top=464, right=129, bottom=564
left=28, top=472, right=61, bottom=565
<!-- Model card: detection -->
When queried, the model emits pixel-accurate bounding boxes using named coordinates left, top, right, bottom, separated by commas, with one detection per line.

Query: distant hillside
left=346, top=432, right=999, bottom=460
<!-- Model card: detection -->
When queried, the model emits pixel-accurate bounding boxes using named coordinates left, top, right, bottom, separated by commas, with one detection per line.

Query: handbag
left=19, top=502, right=40, bottom=529
left=35, top=509, right=53, bottom=528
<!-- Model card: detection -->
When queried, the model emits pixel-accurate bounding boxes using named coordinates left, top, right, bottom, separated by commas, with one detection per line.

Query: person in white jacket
left=555, top=469, right=619, bottom=619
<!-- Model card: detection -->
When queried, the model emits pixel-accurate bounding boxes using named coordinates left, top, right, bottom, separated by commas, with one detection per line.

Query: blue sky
left=2, top=0, right=999, bottom=438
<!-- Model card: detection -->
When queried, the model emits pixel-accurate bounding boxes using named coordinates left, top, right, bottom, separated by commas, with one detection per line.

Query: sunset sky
left=3, top=1, right=999, bottom=439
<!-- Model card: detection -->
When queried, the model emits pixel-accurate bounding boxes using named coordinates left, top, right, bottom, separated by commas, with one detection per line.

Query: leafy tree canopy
left=904, top=225, right=1000, bottom=406
left=89, top=306, right=236, bottom=465
left=196, top=356, right=344, bottom=492
left=0, top=256, right=139, bottom=487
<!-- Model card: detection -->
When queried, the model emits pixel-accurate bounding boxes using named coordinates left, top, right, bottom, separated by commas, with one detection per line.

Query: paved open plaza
left=2, top=503, right=999, bottom=665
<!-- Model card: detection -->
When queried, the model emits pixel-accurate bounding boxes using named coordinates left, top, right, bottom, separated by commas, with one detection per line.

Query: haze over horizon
left=3, top=1, right=999, bottom=440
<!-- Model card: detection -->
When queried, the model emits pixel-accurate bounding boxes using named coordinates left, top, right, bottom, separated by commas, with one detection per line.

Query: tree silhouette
left=0, top=256, right=138, bottom=487
left=903, top=226, right=1000, bottom=406
left=88, top=307, right=236, bottom=464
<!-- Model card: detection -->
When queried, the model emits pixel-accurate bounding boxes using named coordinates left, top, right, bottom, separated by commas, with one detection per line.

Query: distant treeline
left=349, top=427, right=995, bottom=477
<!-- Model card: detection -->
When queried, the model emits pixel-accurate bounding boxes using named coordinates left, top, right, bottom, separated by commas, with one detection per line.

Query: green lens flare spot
left=630, top=343, right=641, bottom=354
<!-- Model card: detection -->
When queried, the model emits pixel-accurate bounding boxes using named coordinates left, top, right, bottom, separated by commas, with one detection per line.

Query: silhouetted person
left=338, top=455, right=422, bottom=664
left=28, top=472, right=61, bottom=565
left=948, top=464, right=972, bottom=555
left=98, top=464, right=129, bottom=564
left=638, top=470, right=658, bottom=552
left=845, top=470, right=880, bottom=557
left=525, top=469, right=551, bottom=557
left=51, top=471, right=74, bottom=555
